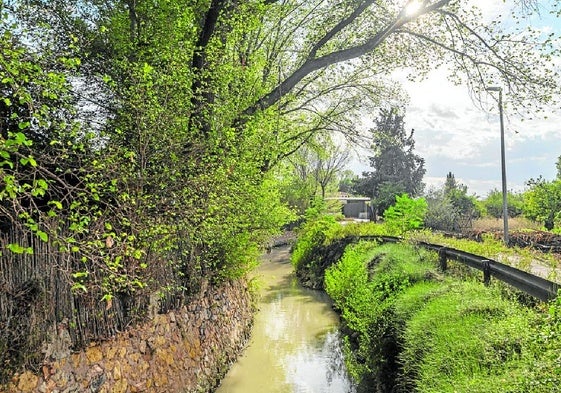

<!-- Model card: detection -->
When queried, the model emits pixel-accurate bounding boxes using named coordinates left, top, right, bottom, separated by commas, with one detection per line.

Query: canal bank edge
left=0, top=279, right=254, bottom=393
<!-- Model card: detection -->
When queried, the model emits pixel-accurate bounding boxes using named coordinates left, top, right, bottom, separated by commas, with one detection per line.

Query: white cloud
left=349, top=1, right=561, bottom=197
left=350, top=67, right=561, bottom=196
left=401, top=71, right=561, bottom=195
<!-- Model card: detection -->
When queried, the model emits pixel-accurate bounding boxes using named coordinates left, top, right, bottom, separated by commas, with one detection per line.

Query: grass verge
left=323, top=241, right=561, bottom=393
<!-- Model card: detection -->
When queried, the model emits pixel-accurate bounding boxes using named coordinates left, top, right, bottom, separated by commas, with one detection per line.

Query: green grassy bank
left=292, top=220, right=561, bottom=392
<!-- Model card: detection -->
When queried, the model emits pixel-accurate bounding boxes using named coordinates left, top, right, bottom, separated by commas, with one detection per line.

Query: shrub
left=383, top=194, right=427, bottom=235
left=424, top=195, right=459, bottom=231
left=484, top=189, right=524, bottom=219
left=290, top=213, right=339, bottom=270
left=291, top=213, right=390, bottom=270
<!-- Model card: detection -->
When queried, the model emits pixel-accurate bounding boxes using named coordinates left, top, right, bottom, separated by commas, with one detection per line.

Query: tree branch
left=308, top=0, right=377, bottom=60
left=189, top=0, right=227, bottom=135
left=242, top=0, right=453, bottom=119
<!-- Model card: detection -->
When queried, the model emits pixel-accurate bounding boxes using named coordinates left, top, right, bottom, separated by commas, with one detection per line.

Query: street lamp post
left=486, top=86, right=509, bottom=245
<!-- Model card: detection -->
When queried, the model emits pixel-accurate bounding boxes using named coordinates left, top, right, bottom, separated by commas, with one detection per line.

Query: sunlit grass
left=398, top=281, right=537, bottom=392
left=296, top=218, right=560, bottom=278
left=321, top=239, right=561, bottom=392
left=293, top=215, right=561, bottom=392
left=405, top=229, right=560, bottom=277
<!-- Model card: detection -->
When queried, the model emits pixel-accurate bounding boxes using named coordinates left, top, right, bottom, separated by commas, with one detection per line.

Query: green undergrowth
left=324, top=242, right=438, bottom=391
left=290, top=217, right=553, bottom=294
left=292, top=218, right=559, bottom=282
left=290, top=217, right=398, bottom=289
left=323, top=241, right=561, bottom=393
left=290, top=217, right=387, bottom=271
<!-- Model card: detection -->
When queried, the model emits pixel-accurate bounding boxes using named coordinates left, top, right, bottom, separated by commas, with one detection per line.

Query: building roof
left=325, top=196, right=371, bottom=202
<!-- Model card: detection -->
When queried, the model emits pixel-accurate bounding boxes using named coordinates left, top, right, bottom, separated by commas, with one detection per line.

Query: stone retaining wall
left=0, top=279, right=254, bottom=393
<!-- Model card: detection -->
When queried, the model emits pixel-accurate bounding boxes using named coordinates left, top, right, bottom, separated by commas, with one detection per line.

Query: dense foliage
left=290, top=194, right=429, bottom=277
left=484, top=188, right=524, bottom=219
left=382, top=193, right=427, bottom=235
left=278, top=138, right=350, bottom=214
left=2, top=0, right=558, bottom=296
left=423, top=172, right=482, bottom=232
left=324, top=242, right=435, bottom=391
left=523, top=178, right=561, bottom=231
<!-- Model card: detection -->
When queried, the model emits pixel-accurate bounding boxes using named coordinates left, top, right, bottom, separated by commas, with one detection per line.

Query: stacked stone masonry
left=0, top=280, right=253, bottom=393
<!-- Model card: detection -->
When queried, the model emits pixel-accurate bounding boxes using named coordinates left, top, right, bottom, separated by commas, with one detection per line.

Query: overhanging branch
left=242, top=0, right=454, bottom=119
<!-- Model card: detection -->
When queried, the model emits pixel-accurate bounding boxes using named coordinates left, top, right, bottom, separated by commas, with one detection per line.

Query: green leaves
left=36, top=231, right=48, bottom=242
left=522, top=179, right=561, bottom=230
left=383, top=193, right=428, bottom=235
left=142, top=62, right=153, bottom=76
left=71, top=271, right=89, bottom=293
left=19, top=155, right=37, bottom=167
left=48, top=200, right=62, bottom=210
left=7, top=243, right=33, bottom=254
left=5, top=132, right=32, bottom=148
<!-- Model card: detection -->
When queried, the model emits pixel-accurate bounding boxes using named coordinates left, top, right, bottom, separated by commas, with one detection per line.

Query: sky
left=350, top=1, right=561, bottom=198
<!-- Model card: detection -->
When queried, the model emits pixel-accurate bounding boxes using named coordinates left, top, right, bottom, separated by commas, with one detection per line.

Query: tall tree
left=9, top=1, right=560, bottom=162
left=4, top=0, right=561, bottom=289
left=443, top=172, right=477, bottom=217
left=354, top=107, right=425, bottom=214
left=2, top=0, right=560, bottom=378
left=444, top=172, right=458, bottom=195
left=424, top=172, right=479, bottom=231
left=280, top=136, right=350, bottom=213
left=312, top=140, right=351, bottom=199
left=339, top=170, right=359, bottom=195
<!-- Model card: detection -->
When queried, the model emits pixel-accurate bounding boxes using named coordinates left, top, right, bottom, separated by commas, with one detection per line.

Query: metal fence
left=358, top=235, right=559, bottom=302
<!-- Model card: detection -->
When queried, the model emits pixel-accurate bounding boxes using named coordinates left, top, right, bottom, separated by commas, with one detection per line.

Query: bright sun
left=404, top=0, right=424, bottom=17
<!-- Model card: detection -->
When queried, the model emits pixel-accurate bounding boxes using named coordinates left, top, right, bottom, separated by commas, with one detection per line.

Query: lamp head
left=486, top=86, right=502, bottom=92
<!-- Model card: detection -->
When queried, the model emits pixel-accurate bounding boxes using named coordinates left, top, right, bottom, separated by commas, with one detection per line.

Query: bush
left=424, top=196, right=459, bottom=231
left=383, top=194, right=427, bottom=235
left=291, top=213, right=389, bottom=271
left=484, top=189, right=524, bottom=219
left=291, top=213, right=340, bottom=270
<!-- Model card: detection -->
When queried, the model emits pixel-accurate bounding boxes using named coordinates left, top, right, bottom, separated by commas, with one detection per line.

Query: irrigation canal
left=215, top=246, right=356, bottom=393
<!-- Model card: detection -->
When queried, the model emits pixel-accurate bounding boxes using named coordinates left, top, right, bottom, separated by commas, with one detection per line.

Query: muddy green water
left=215, top=246, right=356, bottom=393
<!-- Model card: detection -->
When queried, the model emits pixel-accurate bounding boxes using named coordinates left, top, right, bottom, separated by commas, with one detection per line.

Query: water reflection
left=215, top=247, right=356, bottom=393
left=285, top=331, right=354, bottom=392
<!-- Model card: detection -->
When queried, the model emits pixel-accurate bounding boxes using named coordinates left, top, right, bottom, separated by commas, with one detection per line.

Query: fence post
left=482, top=260, right=491, bottom=286
left=438, top=248, right=448, bottom=271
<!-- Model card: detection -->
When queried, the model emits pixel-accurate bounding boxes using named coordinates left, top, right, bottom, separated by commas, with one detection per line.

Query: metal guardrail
left=355, top=235, right=559, bottom=302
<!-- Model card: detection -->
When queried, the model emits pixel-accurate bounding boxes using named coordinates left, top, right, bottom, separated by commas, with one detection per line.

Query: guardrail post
left=482, top=260, right=491, bottom=286
left=438, top=248, right=447, bottom=271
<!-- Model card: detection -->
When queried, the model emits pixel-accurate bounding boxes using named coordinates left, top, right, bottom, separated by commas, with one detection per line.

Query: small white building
left=326, top=196, right=371, bottom=219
